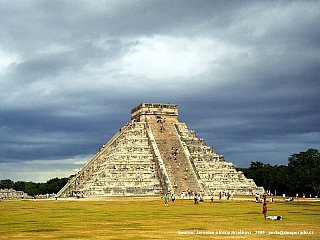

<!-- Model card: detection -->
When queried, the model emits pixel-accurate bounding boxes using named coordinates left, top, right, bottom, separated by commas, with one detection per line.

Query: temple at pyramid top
left=131, top=103, right=178, bottom=122
left=58, top=103, right=264, bottom=197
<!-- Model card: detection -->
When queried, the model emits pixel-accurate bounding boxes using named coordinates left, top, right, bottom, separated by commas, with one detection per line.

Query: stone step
left=148, top=120, right=202, bottom=195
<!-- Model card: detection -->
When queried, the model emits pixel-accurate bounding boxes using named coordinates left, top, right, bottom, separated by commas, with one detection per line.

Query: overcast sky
left=0, top=0, right=319, bottom=182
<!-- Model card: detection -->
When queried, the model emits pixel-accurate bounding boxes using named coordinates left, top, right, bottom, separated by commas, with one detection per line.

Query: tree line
left=236, top=148, right=320, bottom=197
left=0, top=177, right=70, bottom=196
left=1, top=148, right=319, bottom=197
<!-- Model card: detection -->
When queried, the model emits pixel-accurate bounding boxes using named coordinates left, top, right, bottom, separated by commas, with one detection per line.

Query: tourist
left=266, top=216, right=282, bottom=220
left=255, top=192, right=260, bottom=202
left=194, top=194, right=199, bottom=204
left=175, top=148, right=178, bottom=156
left=269, top=195, right=273, bottom=203
left=164, top=193, right=169, bottom=206
left=263, top=192, right=267, bottom=203
left=171, top=194, right=175, bottom=205
left=262, top=203, right=267, bottom=220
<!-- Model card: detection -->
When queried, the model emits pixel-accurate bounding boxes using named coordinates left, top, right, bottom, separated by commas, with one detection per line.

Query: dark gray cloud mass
left=0, top=0, right=319, bottom=182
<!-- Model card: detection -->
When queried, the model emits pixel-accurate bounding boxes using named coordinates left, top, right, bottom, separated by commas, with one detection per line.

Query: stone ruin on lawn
left=58, top=103, right=264, bottom=197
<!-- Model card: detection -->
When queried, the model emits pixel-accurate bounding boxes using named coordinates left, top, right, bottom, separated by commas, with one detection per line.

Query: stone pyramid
left=58, top=103, right=264, bottom=197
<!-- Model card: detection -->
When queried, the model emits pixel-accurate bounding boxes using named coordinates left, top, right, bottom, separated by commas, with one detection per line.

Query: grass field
left=0, top=197, right=319, bottom=239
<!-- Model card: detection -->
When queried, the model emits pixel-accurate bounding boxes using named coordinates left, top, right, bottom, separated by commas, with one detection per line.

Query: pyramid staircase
left=147, top=119, right=202, bottom=195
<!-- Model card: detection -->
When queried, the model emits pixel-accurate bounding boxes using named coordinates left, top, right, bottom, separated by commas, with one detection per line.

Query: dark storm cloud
left=0, top=0, right=319, bottom=181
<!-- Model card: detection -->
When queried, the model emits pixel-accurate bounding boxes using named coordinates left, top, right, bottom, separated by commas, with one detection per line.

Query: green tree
left=313, top=184, right=320, bottom=198
left=288, top=148, right=320, bottom=197
left=13, top=181, right=26, bottom=191
left=0, top=179, right=14, bottom=189
left=45, top=177, right=69, bottom=193
left=271, top=165, right=289, bottom=196
left=24, top=182, right=39, bottom=196
left=248, top=161, right=265, bottom=187
left=238, top=162, right=290, bottom=196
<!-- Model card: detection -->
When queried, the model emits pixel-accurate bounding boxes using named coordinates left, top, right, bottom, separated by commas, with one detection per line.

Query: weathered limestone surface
left=59, top=122, right=163, bottom=197
left=175, top=123, right=264, bottom=194
left=58, top=103, right=264, bottom=197
left=83, top=122, right=162, bottom=196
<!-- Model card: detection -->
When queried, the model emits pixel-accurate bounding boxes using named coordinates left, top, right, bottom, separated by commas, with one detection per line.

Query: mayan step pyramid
left=58, top=103, right=264, bottom=197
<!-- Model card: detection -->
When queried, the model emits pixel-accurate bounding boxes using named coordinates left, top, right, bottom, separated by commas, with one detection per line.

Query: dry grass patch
left=0, top=198, right=319, bottom=239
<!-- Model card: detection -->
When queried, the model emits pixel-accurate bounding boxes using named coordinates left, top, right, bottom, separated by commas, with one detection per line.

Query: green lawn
left=0, top=197, right=319, bottom=239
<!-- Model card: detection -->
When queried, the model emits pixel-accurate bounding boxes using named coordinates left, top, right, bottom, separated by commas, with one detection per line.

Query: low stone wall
left=0, top=188, right=29, bottom=199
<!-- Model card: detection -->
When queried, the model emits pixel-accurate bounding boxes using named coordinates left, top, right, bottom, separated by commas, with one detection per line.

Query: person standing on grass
left=262, top=203, right=267, bottom=220
left=164, top=193, right=169, bottom=206
left=171, top=194, right=175, bottom=206
left=194, top=193, right=199, bottom=204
